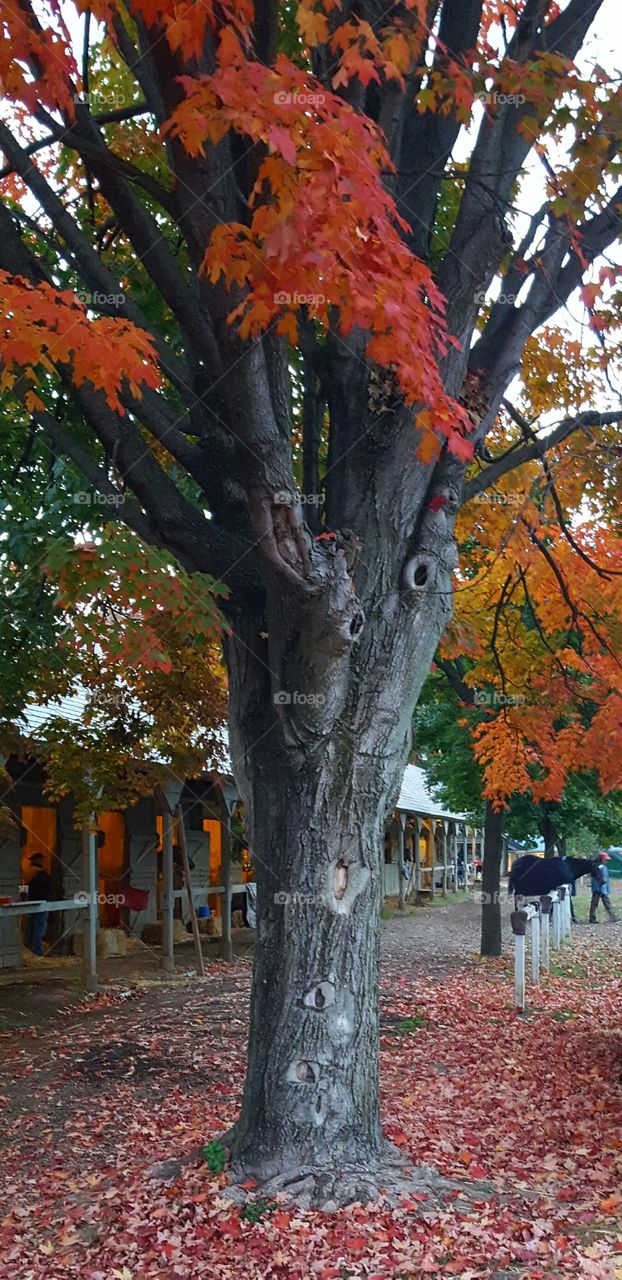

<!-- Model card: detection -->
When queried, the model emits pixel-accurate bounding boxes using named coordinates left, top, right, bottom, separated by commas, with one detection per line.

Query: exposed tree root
left=221, top=1153, right=483, bottom=1212
left=148, top=1137, right=491, bottom=1212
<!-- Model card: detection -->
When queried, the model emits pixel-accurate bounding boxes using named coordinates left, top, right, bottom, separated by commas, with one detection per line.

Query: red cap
left=599, top=851, right=611, bottom=861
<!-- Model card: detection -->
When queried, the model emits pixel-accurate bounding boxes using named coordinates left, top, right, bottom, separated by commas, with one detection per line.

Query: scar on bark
left=326, top=856, right=369, bottom=913
left=287, top=1060, right=319, bottom=1084
left=250, top=491, right=318, bottom=592
left=333, top=860, right=348, bottom=899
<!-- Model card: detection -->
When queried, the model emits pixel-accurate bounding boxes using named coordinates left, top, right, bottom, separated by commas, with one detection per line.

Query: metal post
left=161, top=802, right=174, bottom=973
left=81, top=823, right=98, bottom=993
left=531, top=911, right=540, bottom=984
left=442, top=821, right=448, bottom=897
left=398, top=813, right=406, bottom=910
left=221, top=805, right=233, bottom=963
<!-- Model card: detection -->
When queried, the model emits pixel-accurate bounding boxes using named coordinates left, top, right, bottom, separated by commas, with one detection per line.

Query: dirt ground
left=1, top=886, right=622, bottom=1279
left=1, top=881, right=620, bottom=1027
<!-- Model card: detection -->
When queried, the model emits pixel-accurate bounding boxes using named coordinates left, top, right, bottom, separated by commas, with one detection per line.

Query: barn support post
left=451, top=824, right=457, bottom=893
left=429, top=823, right=436, bottom=901
left=176, top=802, right=205, bottom=977
left=81, top=822, right=98, bottom=993
left=398, top=812, right=407, bottom=911
left=221, top=795, right=233, bottom=963
left=158, top=778, right=184, bottom=973
left=161, top=802, right=175, bottom=973
left=413, top=816, right=421, bottom=899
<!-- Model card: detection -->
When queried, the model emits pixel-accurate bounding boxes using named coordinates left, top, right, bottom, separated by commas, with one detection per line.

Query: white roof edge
left=395, top=764, right=474, bottom=824
left=13, top=704, right=475, bottom=823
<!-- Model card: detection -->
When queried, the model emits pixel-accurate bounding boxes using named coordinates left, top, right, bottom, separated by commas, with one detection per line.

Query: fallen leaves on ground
left=0, top=931, right=621, bottom=1279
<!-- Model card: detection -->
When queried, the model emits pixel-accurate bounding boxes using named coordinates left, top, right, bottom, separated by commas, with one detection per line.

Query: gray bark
left=224, top=532, right=454, bottom=1180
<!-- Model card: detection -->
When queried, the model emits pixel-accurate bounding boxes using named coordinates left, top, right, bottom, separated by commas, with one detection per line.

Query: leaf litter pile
left=1, top=932, right=622, bottom=1280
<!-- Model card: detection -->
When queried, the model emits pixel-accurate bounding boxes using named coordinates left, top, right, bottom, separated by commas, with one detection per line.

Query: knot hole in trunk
left=401, top=555, right=434, bottom=595
left=303, top=981, right=336, bottom=1010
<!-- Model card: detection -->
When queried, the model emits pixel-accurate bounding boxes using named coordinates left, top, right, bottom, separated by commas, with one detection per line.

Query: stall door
left=98, top=811, right=126, bottom=926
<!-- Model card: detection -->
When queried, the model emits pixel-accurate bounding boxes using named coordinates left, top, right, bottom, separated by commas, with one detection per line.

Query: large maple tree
left=1, top=0, right=621, bottom=1205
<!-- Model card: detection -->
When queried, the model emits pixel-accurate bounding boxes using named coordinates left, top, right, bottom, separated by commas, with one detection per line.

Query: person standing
left=26, top=854, right=52, bottom=955
left=589, top=852, right=618, bottom=923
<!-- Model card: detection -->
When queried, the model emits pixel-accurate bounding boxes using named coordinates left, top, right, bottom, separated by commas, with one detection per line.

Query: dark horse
left=508, top=855, right=597, bottom=920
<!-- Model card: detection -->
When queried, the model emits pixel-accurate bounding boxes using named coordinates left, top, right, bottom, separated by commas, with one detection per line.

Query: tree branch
left=463, top=410, right=622, bottom=502
left=0, top=136, right=192, bottom=397
left=471, top=187, right=622, bottom=405
left=437, top=0, right=607, bottom=345
left=396, top=0, right=484, bottom=259
left=0, top=104, right=151, bottom=181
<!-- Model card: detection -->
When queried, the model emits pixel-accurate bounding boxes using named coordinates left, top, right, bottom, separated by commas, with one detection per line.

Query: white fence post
left=540, top=895, right=551, bottom=972
left=531, top=911, right=540, bottom=984
left=563, top=886, right=572, bottom=938
left=552, top=895, right=561, bottom=950
left=512, top=905, right=537, bottom=1011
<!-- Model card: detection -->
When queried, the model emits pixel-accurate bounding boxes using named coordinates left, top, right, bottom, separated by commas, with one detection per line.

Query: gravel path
left=1, top=881, right=620, bottom=1028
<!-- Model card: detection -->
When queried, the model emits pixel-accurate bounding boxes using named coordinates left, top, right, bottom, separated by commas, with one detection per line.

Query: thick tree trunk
left=230, top=760, right=386, bottom=1195
left=480, top=800, right=503, bottom=957
left=222, top=512, right=456, bottom=1204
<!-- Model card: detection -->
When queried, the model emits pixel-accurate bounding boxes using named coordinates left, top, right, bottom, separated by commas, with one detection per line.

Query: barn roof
left=14, top=700, right=476, bottom=826
left=396, top=765, right=473, bottom=824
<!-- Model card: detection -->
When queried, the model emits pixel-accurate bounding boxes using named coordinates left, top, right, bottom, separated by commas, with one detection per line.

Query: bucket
left=107, top=881, right=149, bottom=912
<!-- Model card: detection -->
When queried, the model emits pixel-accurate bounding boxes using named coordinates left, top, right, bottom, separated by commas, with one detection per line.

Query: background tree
left=1, top=0, right=621, bottom=1204
left=416, top=674, right=622, bottom=955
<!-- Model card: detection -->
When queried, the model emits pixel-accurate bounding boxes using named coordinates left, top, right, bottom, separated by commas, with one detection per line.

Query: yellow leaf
left=296, top=3, right=328, bottom=46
